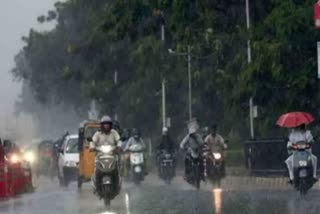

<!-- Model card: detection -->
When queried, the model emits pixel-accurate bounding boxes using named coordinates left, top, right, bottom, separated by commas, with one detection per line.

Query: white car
left=58, top=134, right=79, bottom=186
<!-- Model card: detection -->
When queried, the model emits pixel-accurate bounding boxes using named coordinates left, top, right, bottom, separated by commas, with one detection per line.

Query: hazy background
left=0, top=0, right=57, bottom=141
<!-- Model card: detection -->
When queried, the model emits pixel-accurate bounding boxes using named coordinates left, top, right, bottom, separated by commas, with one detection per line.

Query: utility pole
left=114, top=70, right=118, bottom=121
left=160, top=13, right=167, bottom=129
left=246, top=0, right=254, bottom=139
left=187, top=45, right=192, bottom=121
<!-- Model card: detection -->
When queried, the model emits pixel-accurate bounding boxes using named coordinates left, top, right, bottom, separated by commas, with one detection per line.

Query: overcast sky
left=0, top=0, right=56, bottom=116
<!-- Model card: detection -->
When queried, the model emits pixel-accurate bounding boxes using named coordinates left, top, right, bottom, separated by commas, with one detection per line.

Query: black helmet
left=121, top=128, right=130, bottom=140
left=132, top=128, right=141, bottom=138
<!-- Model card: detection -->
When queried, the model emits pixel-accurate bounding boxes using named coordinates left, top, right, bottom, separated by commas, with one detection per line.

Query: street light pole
left=246, top=0, right=254, bottom=139
left=162, top=79, right=166, bottom=129
left=168, top=46, right=193, bottom=121
left=114, top=70, right=118, bottom=121
left=187, top=45, right=192, bottom=121
left=246, top=0, right=252, bottom=64
left=161, top=20, right=167, bottom=129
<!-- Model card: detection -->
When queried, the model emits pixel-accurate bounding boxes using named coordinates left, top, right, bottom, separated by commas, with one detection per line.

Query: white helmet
left=101, top=115, right=112, bottom=124
left=188, top=119, right=199, bottom=134
left=162, top=127, right=168, bottom=135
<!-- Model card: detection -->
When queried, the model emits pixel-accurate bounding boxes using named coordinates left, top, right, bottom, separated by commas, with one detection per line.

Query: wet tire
left=64, top=178, right=69, bottom=187
left=164, top=166, right=173, bottom=185
left=194, top=167, right=201, bottom=190
left=299, top=179, right=308, bottom=196
left=103, top=185, right=111, bottom=207
left=77, top=176, right=82, bottom=189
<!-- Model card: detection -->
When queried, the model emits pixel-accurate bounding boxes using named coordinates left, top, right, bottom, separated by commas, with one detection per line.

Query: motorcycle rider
left=157, top=127, right=175, bottom=154
left=285, top=124, right=318, bottom=184
left=120, top=128, right=131, bottom=177
left=125, top=128, right=147, bottom=174
left=120, top=128, right=131, bottom=150
left=204, top=124, right=227, bottom=176
left=180, top=119, right=204, bottom=180
left=125, top=128, right=146, bottom=151
left=90, top=115, right=121, bottom=194
left=156, top=127, right=176, bottom=172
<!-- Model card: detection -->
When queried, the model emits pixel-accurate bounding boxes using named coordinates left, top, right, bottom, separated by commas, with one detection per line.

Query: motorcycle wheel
left=77, top=176, right=83, bottom=189
left=164, top=167, right=171, bottom=185
left=134, top=175, right=141, bottom=185
left=63, top=173, right=69, bottom=187
left=194, top=167, right=200, bottom=190
left=103, top=185, right=112, bottom=206
left=299, top=178, right=308, bottom=196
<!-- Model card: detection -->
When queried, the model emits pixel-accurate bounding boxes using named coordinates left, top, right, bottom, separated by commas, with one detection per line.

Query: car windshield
left=65, top=138, right=78, bottom=153
left=85, top=126, right=100, bottom=139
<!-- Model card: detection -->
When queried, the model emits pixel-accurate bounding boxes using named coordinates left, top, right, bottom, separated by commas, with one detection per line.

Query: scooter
left=128, top=143, right=144, bottom=185
left=158, top=150, right=175, bottom=185
left=91, top=143, right=121, bottom=206
left=291, top=141, right=315, bottom=195
left=202, top=144, right=225, bottom=187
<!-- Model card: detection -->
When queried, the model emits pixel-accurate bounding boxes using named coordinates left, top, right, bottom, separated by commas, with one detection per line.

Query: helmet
left=162, top=127, right=168, bottom=135
left=121, top=128, right=130, bottom=139
left=188, top=119, right=199, bottom=134
left=101, top=115, right=112, bottom=124
left=132, top=128, right=141, bottom=137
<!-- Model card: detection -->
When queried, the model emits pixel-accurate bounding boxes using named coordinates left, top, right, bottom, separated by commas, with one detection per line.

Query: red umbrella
left=276, top=112, right=314, bottom=128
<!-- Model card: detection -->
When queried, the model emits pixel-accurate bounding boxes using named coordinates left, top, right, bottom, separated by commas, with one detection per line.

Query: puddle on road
left=212, top=189, right=320, bottom=214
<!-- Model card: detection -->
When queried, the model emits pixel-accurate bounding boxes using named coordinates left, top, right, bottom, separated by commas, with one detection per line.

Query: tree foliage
left=12, top=0, right=320, bottom=138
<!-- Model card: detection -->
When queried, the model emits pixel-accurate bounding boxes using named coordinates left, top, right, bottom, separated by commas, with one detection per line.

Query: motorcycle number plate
left=130, top=153, right=143, bottom=164
left=299, top=160, right=307, bottom=167
left=134, top=166, right=142, bottom=173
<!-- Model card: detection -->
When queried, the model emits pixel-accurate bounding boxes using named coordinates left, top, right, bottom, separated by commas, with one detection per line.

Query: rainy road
left=1, top=174, right=320, bottom=214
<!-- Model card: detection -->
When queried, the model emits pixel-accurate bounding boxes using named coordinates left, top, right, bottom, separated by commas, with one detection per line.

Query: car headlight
left=10, top=154, right=20, bottom=164
left=213, top=153, right=222, bottom=160
left=24, top=152, right=35, bottom=163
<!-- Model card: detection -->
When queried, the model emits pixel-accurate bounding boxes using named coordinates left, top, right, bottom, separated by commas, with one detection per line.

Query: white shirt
left=90, top=129, right=120, bottom=149
left=287, top=129, right=313, bottom=148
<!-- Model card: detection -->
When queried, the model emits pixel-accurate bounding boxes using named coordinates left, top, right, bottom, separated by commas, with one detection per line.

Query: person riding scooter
left=285, top=124, right=318, bottom=184
left=90, top=115, right=121, bottom=194
left=125, top=128, right=147, bottom=175
left=204, top=124, right=227, bottom=176
left=180, top=119, right=204, bottom=182
left=126, top=129, right=145, bottom=149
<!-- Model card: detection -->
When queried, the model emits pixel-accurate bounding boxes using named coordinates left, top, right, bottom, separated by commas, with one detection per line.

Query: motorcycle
left=202, top=144, right=225, bottom=187
left=158, top=150, right=175, bottom=184
left=185, top=147, right=202, bottom=189
left=291, top=141, right=315, bottom=195
left=128, top=143, right=144, bottom=185
left=91, top=143, right=121, bottom=206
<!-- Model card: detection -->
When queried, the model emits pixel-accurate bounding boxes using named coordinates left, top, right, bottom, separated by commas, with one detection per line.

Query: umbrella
left=276, top=112, right=314, bottom=128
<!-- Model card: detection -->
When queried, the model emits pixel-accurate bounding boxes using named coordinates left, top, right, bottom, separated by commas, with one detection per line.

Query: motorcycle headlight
left=213, top=153, right=222, bottom=160
left=24, top=152, right=35, bottom=163
left=100, top=145, right=113, bottom=153
left=10, top=154, right=20, bottom=164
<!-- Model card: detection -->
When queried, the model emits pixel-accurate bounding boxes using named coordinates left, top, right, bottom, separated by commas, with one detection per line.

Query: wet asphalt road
left=1, top=174, right=320, bottom=214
